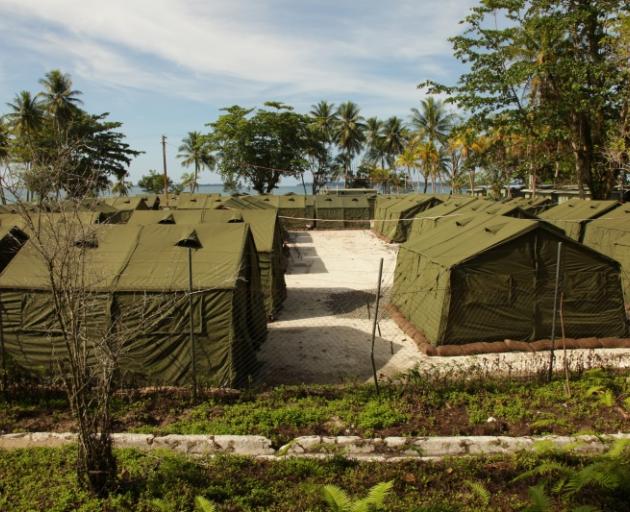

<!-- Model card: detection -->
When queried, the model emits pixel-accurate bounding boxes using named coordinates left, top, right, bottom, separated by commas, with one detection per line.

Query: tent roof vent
left=176, top=230, right=203, bottom=249
left=74, top=233, right=98, bottom=249
left=483, top=222, right=508, bottom=235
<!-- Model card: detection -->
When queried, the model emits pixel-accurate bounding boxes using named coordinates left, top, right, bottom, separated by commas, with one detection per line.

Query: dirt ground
left=257, top=229, right=630, bottom=386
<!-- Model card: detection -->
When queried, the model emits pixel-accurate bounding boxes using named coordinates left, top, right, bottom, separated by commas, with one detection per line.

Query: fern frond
left=604, top=439, right=630, bottom=459
left=364, top=480, right=394, bottom=507
left=464, top=480, right=490, bottom=505
left=566, top=463, right=619, bottom=494
left=323, top=485, right=352, bottom=512
left=195, top=496, right=216, bottom=512
left=526, top=484, right=552, bottom=512
left=512, top=461, right=571, bottom=483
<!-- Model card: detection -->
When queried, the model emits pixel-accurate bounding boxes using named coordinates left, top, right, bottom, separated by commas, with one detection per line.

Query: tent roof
left=539, top=199, right=619, bottom=222
left=413, top=197, right=479, bottom=220
left=0, top=224, right=142, bottom=290
left=116, top=223, right=250, bottom=291
left=0, top=223, right=252, bottom=292
left=381, top=195, right=438, bottom=215
left=128, top=208, right=279, bottom=253
left=404, top=216, right=559, bottom=269
left=104, top=196, right=149, bottom=211
left=340, top=196, right=370, bottom=208
left=600, top=203, right=630, bottom=220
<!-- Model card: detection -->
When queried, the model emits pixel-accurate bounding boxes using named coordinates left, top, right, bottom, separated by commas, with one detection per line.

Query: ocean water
left=127, top=183, right=312, bottom=196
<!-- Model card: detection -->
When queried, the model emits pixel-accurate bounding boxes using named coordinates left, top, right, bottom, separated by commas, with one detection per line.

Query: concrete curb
left=1, top=433, right=628, bottom=460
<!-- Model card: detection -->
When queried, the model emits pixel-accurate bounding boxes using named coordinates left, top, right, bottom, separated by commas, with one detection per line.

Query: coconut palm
left=381, top=116, right=407, bottom=168
left=335, top=101, right=365, bottom=187
left=409, top=96, right=454, bottom=145
left=364, top=117, right=385, bottom=167
left=309, top=101, right=339, bottom=193
left=177, top=132, right=215, bottom=193
left=38, top=69, right=82, bottom=131
left=5, top=90, right=44, bottom=141
left=309, top=100, right=338, bottom=144
left=111, top=176, right=132, bottom=196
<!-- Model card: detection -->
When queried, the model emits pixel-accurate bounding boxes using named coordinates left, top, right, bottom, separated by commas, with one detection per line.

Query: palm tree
left=5, top=90, right=44, bottom=141
left=38, top=69, right=82, bottom=131
left=335, top=101, right=365, bottom=187
left=364, top=117, right=385, bottom=167
left=177, top=132, right=215, bottom=193
left=309, top=100, right=338, bottom=143
left=381, top=116, right=407, bottom=169
left=0, top=120, right=9, bottom=204
left=309, top=101, right=338, bottom=193
left=409, top=96, right=454, bottom=145
left=180, top=171, right=197, bottom=193
left=111, top=175, right=132, bottom=196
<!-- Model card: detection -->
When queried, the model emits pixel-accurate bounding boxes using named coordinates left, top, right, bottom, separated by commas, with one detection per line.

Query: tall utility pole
left=161, top=135, right=169, bottom=207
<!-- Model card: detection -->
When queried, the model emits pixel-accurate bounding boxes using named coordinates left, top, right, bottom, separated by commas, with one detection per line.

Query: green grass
left=1, top=445, right=628, bottom=511
left=0, top=447, right=559, bottom=511
left=2, top=368, right=629, bottom=446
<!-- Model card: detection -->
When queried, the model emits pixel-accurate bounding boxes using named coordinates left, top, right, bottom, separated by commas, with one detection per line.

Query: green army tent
left=103, top=196, right=150, bottom=222
left=158, top=193, right=179, bottom=209
left=373, top=195, right=408, bottom=236
left=128, top=208, right=287, bottom=316
left=539, top=199, right=619, bottom=241
left=0, top=222, right=266, bottom=387
left=0, top=210, right=106, bottom=231
left=379, top=195, right=444, bottom=242
left=341, top=196, right=371, bottom=228
left=175, top=192, right=222, bottom=210
left=392, top=216, right=627, bottom=346
left=0, top=225, right=28, bottom=273
left=583, top=203, right=630, bottom=301
left=253, top=195, right=312, bottom=229
left=503, top=196, right=551, bottom=215
left=406, top=197, right=479, bottom=242
left=314, top=196, right=344, bottom=229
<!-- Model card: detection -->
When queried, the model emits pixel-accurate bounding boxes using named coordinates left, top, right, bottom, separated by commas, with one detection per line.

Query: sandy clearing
left=257, top=230, right=630, bottom=386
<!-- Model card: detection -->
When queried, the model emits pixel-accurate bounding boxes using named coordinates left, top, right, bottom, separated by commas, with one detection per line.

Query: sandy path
left=257, top=230, right=630, bottom=386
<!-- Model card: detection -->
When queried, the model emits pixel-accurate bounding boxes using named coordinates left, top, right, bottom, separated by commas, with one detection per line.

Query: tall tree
left=209, top=102, right=311, bottom=194
left=424, top=0, right=628, bottom=198
left=335, top=101, right=365, bottom=187
left=364, top=116, right=385, bottom=167
left=381, top=116, right=407, bottom=169
left=308, top=100, right=339, bottom=194
left=177, top=131, right=215, bottom=192
left=5, top=90, right=44, bottom=143
left=409, top=97, right=454, bottom=146
left=38, top=69, right=83, bottom=132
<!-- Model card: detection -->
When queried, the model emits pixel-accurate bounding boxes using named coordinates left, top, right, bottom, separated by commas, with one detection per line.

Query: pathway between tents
left=257, top=230, right=630, bottom=386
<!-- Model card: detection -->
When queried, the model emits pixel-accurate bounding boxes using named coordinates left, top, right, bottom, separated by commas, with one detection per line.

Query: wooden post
left=370, top=258, right=384, bottom=395
left=547, top=242, right=562, bottom=382
left=188, top=247, right=197, bottom=400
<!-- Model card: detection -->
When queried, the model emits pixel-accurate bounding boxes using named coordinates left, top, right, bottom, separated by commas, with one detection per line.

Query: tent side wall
left=442, top=230, right=626, bottom=344
left=390, top=247, right=450, bottom=343
left=583, top=221, right=630, bottom=301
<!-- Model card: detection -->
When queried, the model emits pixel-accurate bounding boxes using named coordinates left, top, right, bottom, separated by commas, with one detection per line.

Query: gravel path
left=257, top=230, right=630, bottom=386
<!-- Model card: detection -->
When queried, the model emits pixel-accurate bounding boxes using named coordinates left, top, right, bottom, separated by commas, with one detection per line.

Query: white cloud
left=0, top=0, right=473, bottom=105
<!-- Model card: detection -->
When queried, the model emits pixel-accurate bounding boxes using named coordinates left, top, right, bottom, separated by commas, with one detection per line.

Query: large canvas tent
left=340, top=196, right=371, bottom=228
left=128, top=208, right=287, bottom=316
left=377, top=195, right=443, bottom=242
left=406, top=197, right=479, bottom=242
left=392, top=216, right=627, bottom=346
left=103, top=196, right=150, bottom=222
left=539, top=199, right=619, bottom=241
left=583, top=203, right=630, bottom=300
left=0, top=223, right=266, bottom=387
left=504, top=196, right=551, bottom=215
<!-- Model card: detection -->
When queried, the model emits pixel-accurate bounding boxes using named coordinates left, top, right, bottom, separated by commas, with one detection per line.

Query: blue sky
left=0, top=0, right=475, bottom=185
